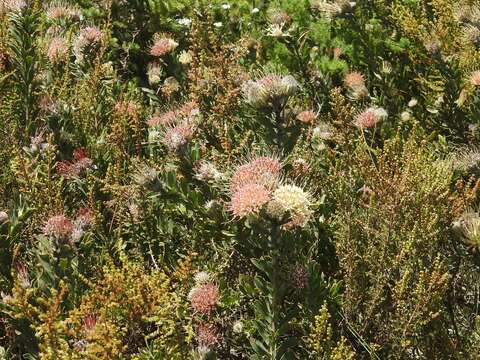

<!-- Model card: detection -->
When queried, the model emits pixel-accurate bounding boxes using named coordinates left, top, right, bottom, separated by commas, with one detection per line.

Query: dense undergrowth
left=0, top=0, right=480, bottom=359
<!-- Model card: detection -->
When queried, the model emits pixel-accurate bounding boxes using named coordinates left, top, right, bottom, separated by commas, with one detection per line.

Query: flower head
left=242, top=74, right=299, bottom=108
left=47, top=37, right=69, bottom=63
left=196, top=322, right=219, bottom=348
left=229, top=183, right=271, bottom=218
left=297, top=110, right=317, bottom=124
left=269, top=184, right=313, bottom=227
left=45, top=1, right=80, bottom=20
left=189, top=282, right=220, bottom=314
left=230, top=156, right=282, bottom=193
left=195, top=161, right=223, bottom=182
left=147, top=62, right=164, bottom=86
left=150, top=37, right=178, bottom=57
left=194, top=271, right=211, bottom=285
left=43, top=215, right=74, bottom=244
left=469, top=70, right=480, bottom=86
left=162, top=123, right=195, bottom=152
left=0, top=211, right=8, bottom=223
left=354, top=107, right=387, bottom=129
left=80, top=26, right=103, bottom=43
left=311, top=0, right=356, bottom=20
left=344, top=71, right=369, bottom=99
left=453, top=211, right=480, bottom=249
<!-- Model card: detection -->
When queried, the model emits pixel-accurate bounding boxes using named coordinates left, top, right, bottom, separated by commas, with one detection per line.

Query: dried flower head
left=189, top=282, right=220, bottom=314
left=195, top=161, right=223, bottom=182
left=0, top=211, right=8, bottom=223
left=150, top=37, right=178, bottom=57
left=267, top=23, right=292, bottom=39
left=80, top=26, right=103, bottom=43
left=0, top=0, right=26, bottom=13
left=132, top=164, right=160, bottom=191
left=147, top=110, right=177, bottom=128
left=313, top=122, right=335, bottom=140
left=45, top=1, right=80, bottom=20
left=14, top=262, right=30, bottom=288
left=453, top=211, right=480, bottom=249
left=147, top=62, right=164, bottom=86
left=267, top=9, right=292, bottom=25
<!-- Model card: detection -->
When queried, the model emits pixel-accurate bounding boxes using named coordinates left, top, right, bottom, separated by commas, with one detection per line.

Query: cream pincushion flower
left=270, top=184, right=313, bottom=227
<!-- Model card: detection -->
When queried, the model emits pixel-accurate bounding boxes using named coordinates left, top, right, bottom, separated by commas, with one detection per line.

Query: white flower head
left=177, top=17, right=192, bottom=26
left=408, top=98, right=418, bottom=108
left=194, top=271, right=211, bottom=285
left=270, top=184, right=313, bottom=227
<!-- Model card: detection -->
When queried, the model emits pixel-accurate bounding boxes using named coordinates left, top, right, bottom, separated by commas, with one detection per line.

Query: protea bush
left=1, top=0, right=480, bottom=359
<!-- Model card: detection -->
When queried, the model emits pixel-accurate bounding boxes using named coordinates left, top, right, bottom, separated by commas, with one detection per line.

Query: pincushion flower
left=469, top=70, right=480, bottom=86
left=269, top=184, right=313, bottom=227
left=229, top=183, right=271, bottom=218
left=242, top=74, right=299, bottom=108
left=196, top=322, right=219, bottom=348
left=47, top=37, right=69, bottom=63
left=150, top=37, right=178, bottom=57
left=162, top=123, right=195, bottom=152
left=297, top=110, right=317, bottom=124
left=344, top=71, right=369, bottom=99
left=229, top=156, right=282, bottom=193
left=189, top=282, right=220, bottom=314
left=354, top=107, right=387, bottom=129
left=43, top=215, right=74, bottom=244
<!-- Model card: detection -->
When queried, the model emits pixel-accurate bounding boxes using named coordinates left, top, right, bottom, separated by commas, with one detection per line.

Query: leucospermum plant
left=2, top=0, right=480, bottom=359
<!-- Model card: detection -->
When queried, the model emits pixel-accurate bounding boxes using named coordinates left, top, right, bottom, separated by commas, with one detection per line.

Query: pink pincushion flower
left=354, top=107, right=387, bottom=129
left=344, top=71, right=365, bottom=89
left=163, top=123, right=195, bottom=151
left=196, top=322, right=219, bottom=348
left=47, top=37, right=69, bottom=62
left=57, top=149, right=93, bottom=179
left=470, top=71, right=480, bottom=86
left=297, top=110, right=316, bottom=124
left=230, top=156, right=282, bottom=193
left=80, top=26, right=102, bottom=43
left=43, top=215, right=74, bottom=243
left=229, top=183, right=271, bottom=218
left=147, top=110, right=178, bottom=128
left=76, top=207, right=94, bottom=226
left=190, top=282, right=220, bottom=315
left=150, top=38, right=178, bottom=57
